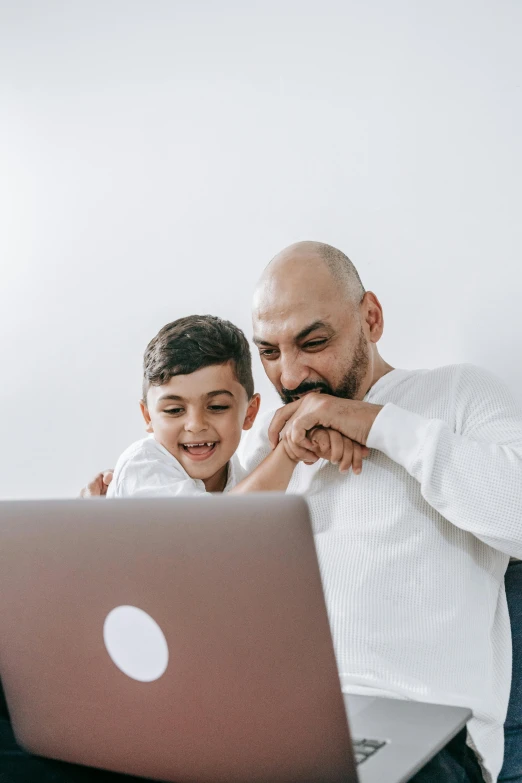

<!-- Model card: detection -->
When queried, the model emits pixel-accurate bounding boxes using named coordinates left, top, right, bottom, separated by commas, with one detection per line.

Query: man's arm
left=365, top=367, right=522, bottom=556
left=271, top=365, right=522, bottom=557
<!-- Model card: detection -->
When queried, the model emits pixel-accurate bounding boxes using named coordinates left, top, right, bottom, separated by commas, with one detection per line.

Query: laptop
left=0, top=495, right=470, bottom=783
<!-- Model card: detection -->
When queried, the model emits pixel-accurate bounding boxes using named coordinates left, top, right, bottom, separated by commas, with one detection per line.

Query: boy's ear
left=242, top=393, right=261, bottom=431
left=139, top=400, right=154, bottom=433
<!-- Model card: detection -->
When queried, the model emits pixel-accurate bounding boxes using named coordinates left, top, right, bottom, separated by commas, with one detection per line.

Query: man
left=4, top=242, right=522, bottom=783
left=241, top=242, right=522, bottom=783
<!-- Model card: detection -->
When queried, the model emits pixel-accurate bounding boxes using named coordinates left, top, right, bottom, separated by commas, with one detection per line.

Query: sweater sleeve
left=366, top=365, right=522, bottom=557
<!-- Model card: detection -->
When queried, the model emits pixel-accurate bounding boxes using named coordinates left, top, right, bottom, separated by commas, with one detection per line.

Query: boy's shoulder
left=113, top=436, right=177, bottom=472
left=109, top=436, right=190, bottom=498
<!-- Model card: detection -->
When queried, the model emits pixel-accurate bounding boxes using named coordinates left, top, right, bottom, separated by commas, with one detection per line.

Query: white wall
left=0, top=0, right=520, bottom=499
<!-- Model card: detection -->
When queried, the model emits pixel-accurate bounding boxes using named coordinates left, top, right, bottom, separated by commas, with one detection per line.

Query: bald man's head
left=252, top=241, right=385, bottom=403
left=258, top=241, right=366, bottom=307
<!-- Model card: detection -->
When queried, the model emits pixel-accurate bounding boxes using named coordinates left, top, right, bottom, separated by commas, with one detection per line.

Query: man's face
left=141, top=362, right=259, bottom=491
left=252, top=259, right=375, bottom=404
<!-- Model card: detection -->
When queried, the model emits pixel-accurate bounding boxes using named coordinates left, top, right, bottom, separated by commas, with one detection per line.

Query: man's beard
left=279, top=329, right=370, bottom=404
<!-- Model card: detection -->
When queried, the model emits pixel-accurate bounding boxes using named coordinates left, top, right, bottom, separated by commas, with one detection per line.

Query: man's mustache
left=281, top=381, right=333, bottom=403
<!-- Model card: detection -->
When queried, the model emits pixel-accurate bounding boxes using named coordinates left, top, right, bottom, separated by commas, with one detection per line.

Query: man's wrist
left=365, top=404, right=431, bottom=473
left=363, top=404, right=384, bottom=444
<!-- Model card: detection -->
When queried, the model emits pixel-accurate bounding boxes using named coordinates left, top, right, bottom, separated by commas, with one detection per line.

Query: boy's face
left=140, top=361, right=260, bottom=492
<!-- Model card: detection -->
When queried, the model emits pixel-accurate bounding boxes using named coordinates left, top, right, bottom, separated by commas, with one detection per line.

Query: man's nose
left=279, top=353, right=309, bottom=393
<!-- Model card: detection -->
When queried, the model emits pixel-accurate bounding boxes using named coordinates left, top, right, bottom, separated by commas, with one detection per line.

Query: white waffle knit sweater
left=240, top=364, right=522, bottom=783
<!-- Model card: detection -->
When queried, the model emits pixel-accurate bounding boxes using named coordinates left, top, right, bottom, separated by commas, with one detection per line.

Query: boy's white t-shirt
left=107, top=436, right=245, bottom=497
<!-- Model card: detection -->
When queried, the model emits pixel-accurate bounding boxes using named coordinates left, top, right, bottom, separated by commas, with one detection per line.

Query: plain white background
left=0, top=1, right=520, bottom=499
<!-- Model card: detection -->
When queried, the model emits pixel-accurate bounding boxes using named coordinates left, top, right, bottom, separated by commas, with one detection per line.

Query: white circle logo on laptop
left=103, top=605, right=169, bottom=682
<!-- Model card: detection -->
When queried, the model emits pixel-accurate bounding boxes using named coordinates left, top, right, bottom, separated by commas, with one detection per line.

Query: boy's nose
left=184, top=414, right=209, bottom=434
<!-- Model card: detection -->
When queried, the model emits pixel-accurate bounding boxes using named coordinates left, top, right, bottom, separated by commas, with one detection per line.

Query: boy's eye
left=208, top=405, right=230, bottom=411
left=164, top=407, right=184, bottom=415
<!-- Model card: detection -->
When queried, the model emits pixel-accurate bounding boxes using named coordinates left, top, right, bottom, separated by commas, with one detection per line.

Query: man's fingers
left=339, top=439, right=355, bottom=474
left=282, top=421, right=319, bottom=463
left=337, top=440, right=367, bottom=475
left=310, top=428, right=330, bottom=456
left=283, top=431, right=319, bottom=464
left=268, top=401, right=300, bottom=449
left=102, top=471, right=114, bottom=487
left=288, top=441, right=320, bottom=463
left=281, top=405, right=373, bottom=470
left=286, top=426, right=323, bottom=463
left=351, top=442, right=364, bottom=475
left=308, top=428, right=370, bottom=469
left=284, top=398, right=331, bottom=448
left=313, top=429, right=343, bottom=464
left=288, top=442, right=319, bottom=464
left=328, top=430, right=344, bottom=465
left=281, top=437, right=301, bottom=463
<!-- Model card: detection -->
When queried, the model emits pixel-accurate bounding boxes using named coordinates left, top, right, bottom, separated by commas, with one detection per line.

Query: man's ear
left=140, top=400, right=154, bottom=433
left=360, top=291, right=384, bottom=343
left=242, top=393, right=261, bottom=431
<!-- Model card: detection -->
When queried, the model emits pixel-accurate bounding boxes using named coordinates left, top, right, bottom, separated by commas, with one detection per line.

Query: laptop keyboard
left=352, top=737, right=387, bottom=766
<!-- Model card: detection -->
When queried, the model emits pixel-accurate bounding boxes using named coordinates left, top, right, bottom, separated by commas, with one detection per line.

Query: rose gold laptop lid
left=0, top=495, right=356, bottom=783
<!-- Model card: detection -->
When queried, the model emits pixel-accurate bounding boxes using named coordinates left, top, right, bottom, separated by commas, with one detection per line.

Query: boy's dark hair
left=142, top=315, right=255, bottom=402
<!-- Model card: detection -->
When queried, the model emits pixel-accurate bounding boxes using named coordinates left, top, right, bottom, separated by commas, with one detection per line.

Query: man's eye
left=260, top=349, right=279, bottom=359
left=303, top=339, right=327, bottom=350
left=208, top=405, right=230, bottom=411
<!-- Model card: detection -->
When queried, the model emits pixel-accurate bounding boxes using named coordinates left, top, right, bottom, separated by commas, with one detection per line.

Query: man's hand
left=79, top=470, right=114, bottom=498
left=308, top=427, right=370, bottom=474
left=268, top=394, right=383, bottom=455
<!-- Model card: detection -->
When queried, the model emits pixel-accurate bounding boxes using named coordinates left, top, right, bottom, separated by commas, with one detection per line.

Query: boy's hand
left=79, top=470, right=114, bottom=497
left=279, top=433, right=320, bottom=465
left=308, top=428, right=370, bottom=474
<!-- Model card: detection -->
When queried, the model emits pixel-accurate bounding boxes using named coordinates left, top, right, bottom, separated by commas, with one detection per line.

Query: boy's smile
left=141, top=362, right=259, bottom=492
left=180, top=441, right=218, bottom=460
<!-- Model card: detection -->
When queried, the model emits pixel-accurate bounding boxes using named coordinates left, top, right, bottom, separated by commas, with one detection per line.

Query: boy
left=108, top=314, right=364, bottom=498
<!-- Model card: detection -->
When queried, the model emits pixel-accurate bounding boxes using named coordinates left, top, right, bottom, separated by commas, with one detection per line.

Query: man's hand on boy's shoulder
left=79, top=470, right=114, bottom=498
